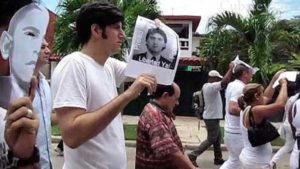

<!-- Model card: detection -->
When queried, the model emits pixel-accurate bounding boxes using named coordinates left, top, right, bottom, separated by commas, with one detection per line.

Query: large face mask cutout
left=0, top=3, right=49, bottom=100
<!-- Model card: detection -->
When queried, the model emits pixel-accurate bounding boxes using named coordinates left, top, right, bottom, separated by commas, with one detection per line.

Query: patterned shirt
left=135, top=101, right=184, bottom=169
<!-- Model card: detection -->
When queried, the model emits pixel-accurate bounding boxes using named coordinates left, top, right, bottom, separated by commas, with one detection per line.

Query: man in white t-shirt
left=220, top=64, right=255, bottom=169
left=188, top=64, right=233, bottom=167
left=51, top=2, right=157, bottom=169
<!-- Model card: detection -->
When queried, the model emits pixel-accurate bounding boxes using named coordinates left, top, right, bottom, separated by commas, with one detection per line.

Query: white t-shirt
left=291, top=99, right=300, bottom=169
left=202, top=82, right=223, bottom=119
left=283, top=93, right=299, bottom=126
left=224, top=79, right=245, bottom=133
left=52, top=52, right=127, bottom=169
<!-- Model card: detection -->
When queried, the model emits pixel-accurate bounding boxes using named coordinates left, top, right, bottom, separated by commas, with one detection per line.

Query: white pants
left=290, top=146, right=299, bottom=169
left=271, top=124, right=295, bottom=163
left=240, top=159, right=270, bottom=169
left=239, top=150, right=271, bottom=169
left=220, top=132, right=243, bottom=169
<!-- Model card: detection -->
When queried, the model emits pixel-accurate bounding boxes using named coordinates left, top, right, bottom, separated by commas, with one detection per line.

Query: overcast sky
left=42, top=0, right=300, bottom=34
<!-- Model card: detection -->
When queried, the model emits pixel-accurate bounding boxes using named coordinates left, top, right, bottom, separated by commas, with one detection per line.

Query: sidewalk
left=123, top=115, right=204, bottom=147
left=52, top=115, right=282, bottom=151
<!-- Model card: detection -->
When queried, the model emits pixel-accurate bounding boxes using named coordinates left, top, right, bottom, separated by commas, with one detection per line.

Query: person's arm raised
left=56, top=74, right=156, bottom=148
left=262, top=69, right=285, bottom=104
left=253, top=78, right=288, bottom=123
left=220, top=63, right=234, bottom=88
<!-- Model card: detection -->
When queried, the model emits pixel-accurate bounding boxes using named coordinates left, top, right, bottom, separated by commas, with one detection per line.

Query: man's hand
left=4, top=76, right=39, bottom=159
left=154, top=18, right=162, bottom=27
left=5, top=97, right=39, bottom=158
left=229, top=62, right=235, bottom=69
left=126, top=74, right=156, bottom=99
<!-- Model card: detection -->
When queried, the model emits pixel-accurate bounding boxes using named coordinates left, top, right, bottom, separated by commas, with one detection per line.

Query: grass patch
left=52, top=124, right=138, bottom=140
left=271, top=137, right=285, bottom=147
left=219, top=126, right=284, bottom=146
left=220, top=127, right=224, bottom=143
left=52, top=124, right=284, bottom=146
left=52, top=125, right=61, bottom=136
left=124, top=124, right=137, bottom=140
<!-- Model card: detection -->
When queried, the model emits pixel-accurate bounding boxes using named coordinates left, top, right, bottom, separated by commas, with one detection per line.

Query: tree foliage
left=271, top=17, right=300, bottom=63
left=200, top=30, right=249, bottom=73
left=203, top=0, right=288, bottom=85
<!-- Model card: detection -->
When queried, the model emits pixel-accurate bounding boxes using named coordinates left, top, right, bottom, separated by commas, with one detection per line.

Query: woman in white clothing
left=289, top=98, right=300, bottom=169
left=238, top=77, right=288, bottom=169
left=270, top=94, right=298, bottom=168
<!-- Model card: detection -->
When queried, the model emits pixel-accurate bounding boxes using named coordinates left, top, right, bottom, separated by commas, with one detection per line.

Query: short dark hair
left=0, top=0, right=34, bottom=27
left=152, top=84, right=174, bottom=99
left=233, top=64, right=250, bottom=79
left=146, top=28, right=167, bottom=43
left=76, top=1, right=124, bottom=45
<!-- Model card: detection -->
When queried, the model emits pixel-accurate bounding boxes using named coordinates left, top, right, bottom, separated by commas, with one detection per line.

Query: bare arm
left=229, top=101, right=241, bottom=116
left=221, top=63, right=234, bottom=88
left=263, top=69, right=285, bottom=104
left=253, top=79, right=288, bottom=123
left=56, top=74, right=156, bottom=148
left=170, top=151, right=198, bottom=169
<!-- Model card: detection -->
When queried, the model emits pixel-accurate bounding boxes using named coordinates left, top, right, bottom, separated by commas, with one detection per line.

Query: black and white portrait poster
left=125, top=16, right=180, bottom=85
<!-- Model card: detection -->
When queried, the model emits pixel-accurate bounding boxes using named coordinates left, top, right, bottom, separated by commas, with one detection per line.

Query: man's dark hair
left=152, top=84, right=174, bottom=99
left=233, top=64, right=250, bottom=79
left=0, top=0, right=34, bottom=26
left=76, top=1, right=124, bottom=45
left=146, top=28, right=167, bottom=43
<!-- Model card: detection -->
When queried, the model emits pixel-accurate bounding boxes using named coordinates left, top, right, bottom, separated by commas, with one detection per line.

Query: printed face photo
left=132, top=27, right=177, bottom=70
left=0, top=3, right=49, bottom=95
left=125, top=16, right=180, bottom=85
left=146, top=30, right=166, bottom=55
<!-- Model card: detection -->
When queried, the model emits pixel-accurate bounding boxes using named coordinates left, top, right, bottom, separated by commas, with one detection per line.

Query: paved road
left=51, top=144, right=290, bottom=169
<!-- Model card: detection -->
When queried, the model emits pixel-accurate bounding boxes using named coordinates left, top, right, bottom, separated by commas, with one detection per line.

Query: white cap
left=208, top=70, right=223, bottom=79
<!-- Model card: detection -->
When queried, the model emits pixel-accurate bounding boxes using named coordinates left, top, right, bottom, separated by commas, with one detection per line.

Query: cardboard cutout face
left=0, top=3, right=49, bottom=99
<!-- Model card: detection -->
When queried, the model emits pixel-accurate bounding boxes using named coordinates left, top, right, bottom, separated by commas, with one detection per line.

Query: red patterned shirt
left=135, top=101, right=184, bottom=169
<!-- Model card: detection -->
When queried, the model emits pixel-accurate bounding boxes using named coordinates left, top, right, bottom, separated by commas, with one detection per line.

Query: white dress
left=239, top=106, right=272, bottom=169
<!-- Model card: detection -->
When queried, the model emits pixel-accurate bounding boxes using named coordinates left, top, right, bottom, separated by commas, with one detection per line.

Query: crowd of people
left=1, top=0, right=300, bottom=169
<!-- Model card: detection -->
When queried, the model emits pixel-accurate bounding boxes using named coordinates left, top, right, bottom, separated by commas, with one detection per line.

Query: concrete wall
left=192, top=36, right=200, bottom=54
